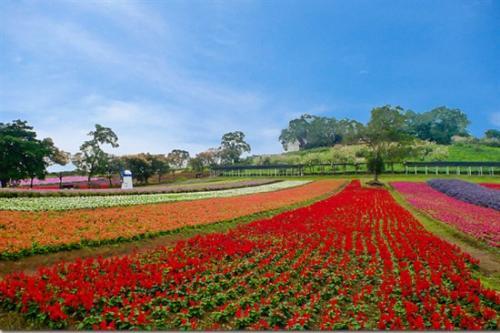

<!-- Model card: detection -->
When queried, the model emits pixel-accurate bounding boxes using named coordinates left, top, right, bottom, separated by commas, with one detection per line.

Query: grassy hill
left=448, top=143, right=500, bottom=162
left=247, top=142, right=500, bottom=165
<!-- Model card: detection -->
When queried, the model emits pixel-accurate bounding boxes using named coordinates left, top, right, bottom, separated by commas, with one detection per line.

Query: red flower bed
left=0, top=181, right=497, bottom=330
left=0, top=180, right=342, bottom=258
left=481, top=183, right=500, bottom=190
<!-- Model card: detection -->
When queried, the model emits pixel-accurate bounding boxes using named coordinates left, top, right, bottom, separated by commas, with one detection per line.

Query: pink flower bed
left=392, top=182, right=500, bottom=247
left=19, top=176, right=99, bottom=186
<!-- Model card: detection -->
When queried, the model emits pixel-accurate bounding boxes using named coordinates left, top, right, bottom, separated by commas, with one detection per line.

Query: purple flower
left=427, top=179, right=500, bottom=211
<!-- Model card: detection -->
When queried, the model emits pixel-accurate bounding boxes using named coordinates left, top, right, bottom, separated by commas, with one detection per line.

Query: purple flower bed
left=427, top=179, right=500, bottom=211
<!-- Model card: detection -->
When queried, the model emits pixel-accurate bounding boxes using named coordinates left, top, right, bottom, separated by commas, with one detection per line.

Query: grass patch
left=449, top=143, right=500, bottom=162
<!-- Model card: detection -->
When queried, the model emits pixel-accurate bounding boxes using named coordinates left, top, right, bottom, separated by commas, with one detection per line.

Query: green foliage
left=189, top=157, right=204, bottom=172
left=406, top=106, right=469, bottom=144
left=149, top=154, right=170, bottom=182
left=220, top=131, right=251, bottom=164
left=122, top=153, right=157, bottom=184
left=360, top=105, right=412, bottom=180
left=0, top=120, right=68, bottom=187
left=366, top=155, right=384, bottom=176
left=279, top=114, right=362, bottom=151
left=485, top=129, right=500, bottom=140
left=449, top=143, right=500, bottom=162
left=72, top=124, right=119, bottom=182
left=167, top=149, right=190, bottom=169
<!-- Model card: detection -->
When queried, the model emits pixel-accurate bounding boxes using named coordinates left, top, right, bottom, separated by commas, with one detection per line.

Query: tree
left=485, top=129, right=500, bottom=140
left=103, top=155, right=124, bottom=187
left=279, top=114, right=361, bottom=151
left=0, top=120, right=68, bottom=187
left=336, top=119, right=364, bottom=144
left=196, top=148, right=220, bottom=167
left=189, top=157, right=205, bottom=173
left=361, top=105, right=412, bottom=183
left=122, top=153, right=155, bottom=184
left=167, top=149, right=190, bottom=169
left=149, top=154, right=170, bottom=183
left=280, top=115, right=309, bottom=150
left=72, top=124, right=119, bottom=184
left=406, top=107, right=469, bottom=144
left=220, top=131, right=251, bottom=164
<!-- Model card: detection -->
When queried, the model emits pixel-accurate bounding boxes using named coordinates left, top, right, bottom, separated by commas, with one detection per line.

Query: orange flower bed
left=0, top=180, right=343, bottom=257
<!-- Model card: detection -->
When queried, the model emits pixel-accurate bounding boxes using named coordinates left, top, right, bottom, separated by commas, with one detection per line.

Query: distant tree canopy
left=195, top=148, right=220, bottom=168
left=0, top=120, right=69, bottom=187
left=220, top=131, right=251, bottom=164
left=279, top=114, right=363, bottom=151
left=405, top=107, right=470, bottom=144
left=280, top=107, right=471, bottom=151
left=72, top=124, right=119, bottom=183
left=167, top=149, right=190, bottom=169
left=360, top=105, right=413, bottom=182
left=121, top=153, right=167, bottom=184
left=485, top=129, right=500, bottom=140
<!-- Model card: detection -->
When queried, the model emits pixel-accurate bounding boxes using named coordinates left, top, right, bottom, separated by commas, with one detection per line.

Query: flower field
left=0, top=181, right=497, bottom=330
left=428, top=179, right=500, bottom=211
left=0, top=180, right=342, bottom=258
left=0, top=180, right=310, bottom=211
left=392, top=182, right=500, bottom=247
left=0, top=179, right=279, bottom=198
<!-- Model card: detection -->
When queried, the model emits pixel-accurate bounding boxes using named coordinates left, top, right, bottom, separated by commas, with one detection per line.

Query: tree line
left=0, top=120, right=252, bottom=187
left=279, top=106, right=496, bottom=151
left=1, top=104, right=498, bottom=186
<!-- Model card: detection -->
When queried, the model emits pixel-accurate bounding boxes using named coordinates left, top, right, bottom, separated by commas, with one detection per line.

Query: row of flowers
left=427, top=179, right=499, bottom=211
left=0, top=181, right=497, bottom=330
left=0, top=179, right=279, bottom=198
left=0, top=180, right=343, bottom=258
left=0, top=180, right=310, bottom=211
left=392, top=182, right=500, bottom=247
left=481, top=183, right=500, bottom=190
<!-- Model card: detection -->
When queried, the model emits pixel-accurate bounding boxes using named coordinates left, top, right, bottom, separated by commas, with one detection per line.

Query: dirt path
left=389, top=188, right=500, bottom=290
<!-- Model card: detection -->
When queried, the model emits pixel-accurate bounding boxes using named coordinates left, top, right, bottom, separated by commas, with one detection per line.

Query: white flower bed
left=0, top=180, right=311, bottom=211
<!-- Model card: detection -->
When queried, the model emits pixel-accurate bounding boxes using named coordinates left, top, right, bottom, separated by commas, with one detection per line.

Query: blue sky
left=1, top=0, right=499, bottom=166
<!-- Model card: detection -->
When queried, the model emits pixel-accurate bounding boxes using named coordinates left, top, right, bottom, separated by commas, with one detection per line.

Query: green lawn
left=448, top=143, right=500, bottom=162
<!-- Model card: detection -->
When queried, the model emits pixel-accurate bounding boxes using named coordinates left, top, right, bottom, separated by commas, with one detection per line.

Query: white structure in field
left=121, top=170, right=133, bottom=189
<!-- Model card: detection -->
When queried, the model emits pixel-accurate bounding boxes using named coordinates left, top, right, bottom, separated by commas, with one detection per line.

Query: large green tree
left=72, top=124, right=119, bottom=184
left=220, top=131, right=251, bottom=164
left=361, top=106, right=412, bottom=182
left=122, top=153, right=156, bottom=184
left=279, top=114, right=362, bottom=150
left=406, top=107, right=469, bottom=144
left=0, top=120, right=68, bottom=187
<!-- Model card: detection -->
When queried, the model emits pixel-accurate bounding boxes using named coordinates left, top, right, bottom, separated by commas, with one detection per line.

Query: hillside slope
left=247, top=143, right=500, bottom=165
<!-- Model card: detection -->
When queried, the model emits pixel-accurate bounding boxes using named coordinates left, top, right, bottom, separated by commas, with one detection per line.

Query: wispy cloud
left=0, top=1, right=290, bottom=158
